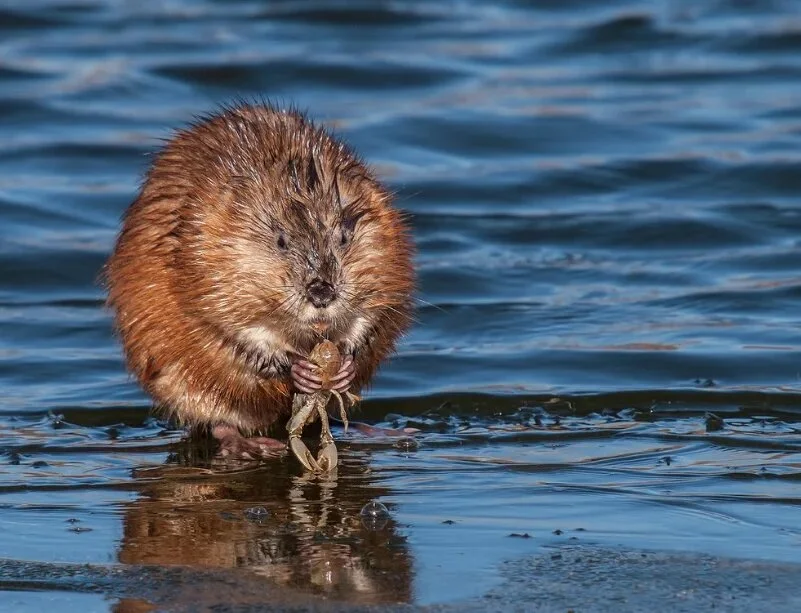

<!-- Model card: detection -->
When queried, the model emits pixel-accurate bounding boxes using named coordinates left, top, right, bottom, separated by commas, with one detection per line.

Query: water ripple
left=3, top=0, right=801, bottom=607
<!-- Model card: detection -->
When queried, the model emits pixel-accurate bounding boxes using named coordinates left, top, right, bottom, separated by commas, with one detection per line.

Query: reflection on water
left=121, top=452, right=412, bottom=605
left=3, top=0, right=801, bottom=609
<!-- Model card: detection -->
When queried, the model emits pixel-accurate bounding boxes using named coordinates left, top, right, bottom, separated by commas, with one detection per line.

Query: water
left=2, top=0, right=801, bottom=609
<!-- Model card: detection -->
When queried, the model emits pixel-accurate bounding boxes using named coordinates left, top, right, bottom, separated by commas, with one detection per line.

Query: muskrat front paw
left=328, top=356, right=355, bottom=393
left=291, top=359, right=322, bottom=393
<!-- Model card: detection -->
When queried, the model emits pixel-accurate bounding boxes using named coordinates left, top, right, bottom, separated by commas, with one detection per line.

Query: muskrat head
left=262, top=155, right=368, bottom=334
left=173, top=108, right=393, bottom=352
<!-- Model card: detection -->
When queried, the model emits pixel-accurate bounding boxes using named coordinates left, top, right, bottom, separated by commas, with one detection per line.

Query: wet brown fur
left=104, top=103, right=414, bottom=435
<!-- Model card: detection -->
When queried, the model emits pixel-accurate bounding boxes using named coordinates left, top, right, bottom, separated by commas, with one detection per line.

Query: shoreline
left=4, top=545, right=801, bottom=612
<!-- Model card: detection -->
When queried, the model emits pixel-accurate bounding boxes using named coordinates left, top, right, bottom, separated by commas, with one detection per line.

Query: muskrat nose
left=306, top=279, right=337, bottom=308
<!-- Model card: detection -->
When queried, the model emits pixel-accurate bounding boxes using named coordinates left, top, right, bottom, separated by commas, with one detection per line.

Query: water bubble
left=393, top=437, right=419, bottom=452
left=360, top=500, right=389, bottom=518
left=244, top=506, right=269, bottom=523
left=360, top=501, right=390, bottom=530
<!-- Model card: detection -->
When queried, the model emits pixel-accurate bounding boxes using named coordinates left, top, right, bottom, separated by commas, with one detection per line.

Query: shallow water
left=2, top=0, right=801, bottom=609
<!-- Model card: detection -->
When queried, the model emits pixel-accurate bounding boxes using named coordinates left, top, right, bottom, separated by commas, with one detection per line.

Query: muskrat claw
left=287, top=340, right=360, bottom=473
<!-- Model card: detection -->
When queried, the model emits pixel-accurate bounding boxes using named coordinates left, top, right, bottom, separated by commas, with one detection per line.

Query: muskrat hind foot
left=212, top=424, right=286, bottom=460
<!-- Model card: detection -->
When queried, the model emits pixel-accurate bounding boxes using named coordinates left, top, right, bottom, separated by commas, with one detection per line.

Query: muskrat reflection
left=117, top=449, right=412, bottom=605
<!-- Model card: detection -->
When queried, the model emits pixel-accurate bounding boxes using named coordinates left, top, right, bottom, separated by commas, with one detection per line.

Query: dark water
left=2, top=0, right=801, bottom=610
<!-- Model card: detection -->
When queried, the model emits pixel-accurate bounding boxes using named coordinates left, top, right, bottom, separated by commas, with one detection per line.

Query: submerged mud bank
left=4, top=545, right=801, bottom=612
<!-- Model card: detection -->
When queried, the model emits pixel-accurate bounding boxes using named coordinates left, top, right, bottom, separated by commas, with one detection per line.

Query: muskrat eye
left=277, top=232, right=288, bottom=251
left=340, top=216, right=357, bottom=248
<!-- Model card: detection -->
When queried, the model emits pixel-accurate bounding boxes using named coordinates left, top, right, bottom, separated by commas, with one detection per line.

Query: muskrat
left=105, top=103, right=415, bottom=458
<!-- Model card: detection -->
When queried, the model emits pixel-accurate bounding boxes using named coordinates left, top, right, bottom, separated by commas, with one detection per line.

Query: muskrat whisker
left=412, top=297, right=446, bottom=312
